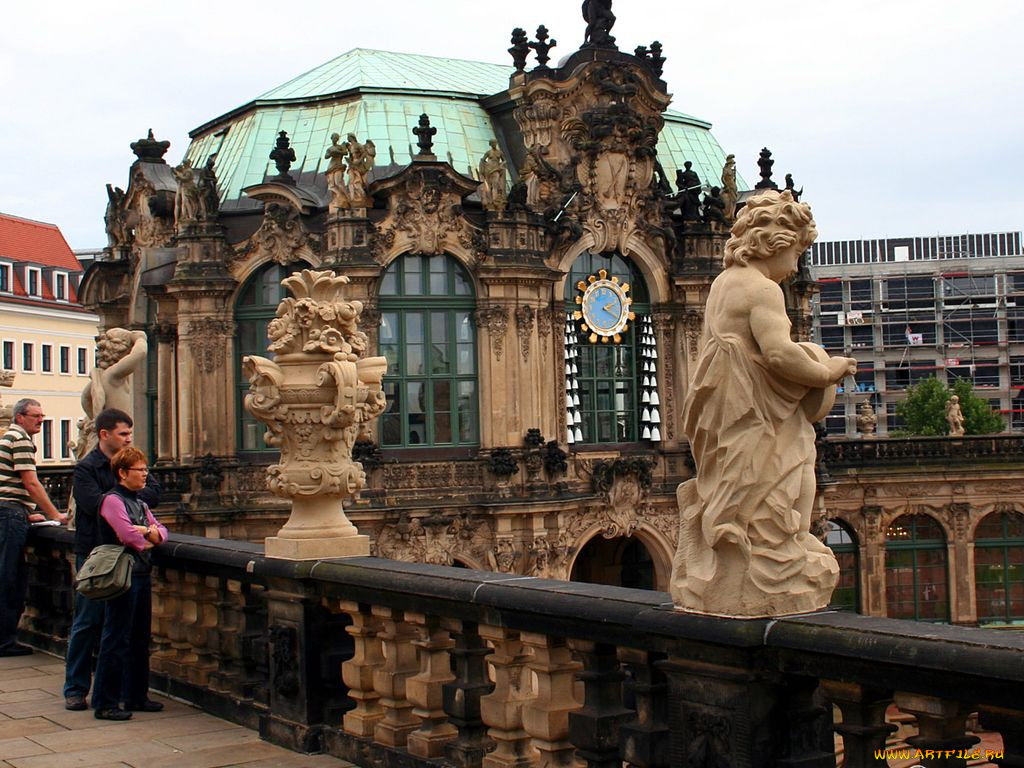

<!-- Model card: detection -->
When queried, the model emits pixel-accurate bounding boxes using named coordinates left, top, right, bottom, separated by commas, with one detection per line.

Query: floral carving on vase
left=243, top=269, right=387, bottom=559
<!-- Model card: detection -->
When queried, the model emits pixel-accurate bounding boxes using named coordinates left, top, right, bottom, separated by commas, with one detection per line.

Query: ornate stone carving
left=375, top=511, right=490, bottom=568
left=720, top=154, right=738, bottom=224
left=488, top=539, right=519, bottom=573
left=269, top=624, right=299, bottom=697
left=0, top=370, right=15, bottom=432
left=172, top=160, right=201, bottom=229
left=682, top=309, right=703, bottom=361
left=197, top=155, right=220, bottom=222
left=475, top=305, right=509, bottom=361
left=104, top=184, right=132, bottom=248
left=128, top=168, right=173, bottom=248
left=508, top=27, right=530, bottom=71
left=186, top=318, right=233, bottom=374
left=515, top=305, right=534, bottom=361
left=856, top=400, right=877, bottom=435
left=686, top=710, right=731, bottom=767
left=478, top=140, right=508, bottom=214
left=245, top=202, right=318, bottom=266
left=242, top=269, right=387, bottom=559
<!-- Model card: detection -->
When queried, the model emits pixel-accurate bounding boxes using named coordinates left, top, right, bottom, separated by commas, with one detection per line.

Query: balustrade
left=18, top=527, right=1024, bottom=768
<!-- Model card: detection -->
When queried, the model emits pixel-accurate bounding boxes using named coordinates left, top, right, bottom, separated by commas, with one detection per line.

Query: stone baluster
left=895, top=692, right=979, bottom=768
left=978, top=706, right=1023, bottom=768
left=479, top=624, right=535, bottom=768
left=568, top=640, right=632, bottom=768
left=340, top=600, right=384, bottom=737
left=618, top=648, right=669, bottom=768
left=443, top=620, right=495, bottom=768
left=820, top=681, right=896, bottom=768
left=775, top=677, right=835, bottom=768
left=521, top=632, right=582, bottom=768
left=406, top=612, right=457, bottom=758
left=371, top=606, right=419, bottom=746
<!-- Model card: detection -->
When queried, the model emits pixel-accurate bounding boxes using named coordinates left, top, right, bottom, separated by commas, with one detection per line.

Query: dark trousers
left=91, top=571, right=153, bottom=711
left=63, top=554, right=106, bottom=698
left=0, top=504, right=29, bottom=652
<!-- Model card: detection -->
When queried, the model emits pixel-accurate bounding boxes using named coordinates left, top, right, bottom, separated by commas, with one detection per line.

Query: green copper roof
left=184, top=49, right=744, bottom=208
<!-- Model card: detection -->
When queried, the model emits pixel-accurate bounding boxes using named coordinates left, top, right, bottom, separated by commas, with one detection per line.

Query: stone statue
left=785, top=173, right=803, bottom=202
left=104, top=184, right=130, bottom=248
left=0, top=370, right=15, bottom=433
left=946, top=394, right=965, bottom=437
left=582, top=0, right=616, bottom=47
left=75, top=329, right=148, bottom=460
left=478, top=139, right=508, bottom=214
left=197, top=155, right=220, bottom=221
left=344, top=133, right=376, bottom=207
left=243, top=269, right=387, bottom=559
left=703, top=186, right=727, bottom=229
left=721, top=153, right=738, bottom=223
left=325, top=133, right=350, bottom=212
left=856, top=400, right=877, bottom=435
left=676, top=161, right=702, bottom=222
left=172, top=160, right=200, bottom=226
left=670, top=190, right=855, bottom=617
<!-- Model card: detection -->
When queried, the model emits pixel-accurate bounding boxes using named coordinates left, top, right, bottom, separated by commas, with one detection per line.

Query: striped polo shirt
left=0, top=423, right=37, bottom=509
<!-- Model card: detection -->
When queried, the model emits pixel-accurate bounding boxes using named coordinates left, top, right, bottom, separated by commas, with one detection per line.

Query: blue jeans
left=63, top=554, right=106, bottom=698
left=0, top=504, right=29, bottom=652
left=91, top=570, right=152, bottom=711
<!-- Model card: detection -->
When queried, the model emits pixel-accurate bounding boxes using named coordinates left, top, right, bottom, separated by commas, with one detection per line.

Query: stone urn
left=243, top=269, right=387, bottom=559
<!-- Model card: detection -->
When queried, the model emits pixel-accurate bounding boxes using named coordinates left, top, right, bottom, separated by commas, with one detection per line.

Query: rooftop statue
left=946, top=394, right=965, bottom=437
left=104, top=184, right=131, bottom=248
left=172, top=160, right=200, bottom=227
left=325, top=133, right=350, bottom=212
left=856, top=399, right=877, bottom=435
left=582, top=0, right=616, bottom=48
left=721, top=153, right=738, bottom=223
left=478, top=139, right=508, bottom=214
left=344, top=133, right=376, bottom=207
left=197, top=155, right=220, bottom=221
left=676, top=161, right=702, bottom=222
left=671, top=190, right=854, bottom=617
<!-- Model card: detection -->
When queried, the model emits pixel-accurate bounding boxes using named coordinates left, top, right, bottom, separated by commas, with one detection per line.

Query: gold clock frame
left=573, top=269, right=635, bottom=343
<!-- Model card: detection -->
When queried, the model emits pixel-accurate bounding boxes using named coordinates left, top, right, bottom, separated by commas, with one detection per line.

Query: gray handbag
left=75, top=544, right=133, bottom=601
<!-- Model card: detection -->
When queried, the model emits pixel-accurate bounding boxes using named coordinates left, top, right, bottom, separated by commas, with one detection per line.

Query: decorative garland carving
left=245, top=202, right=319, bottom=267
left=186, top=318, right=233, bottom=373
left=515, top=305, right=535, bottom=361
left=682, top=309, right=703, bottom=361
left=474, top=305, right=509, bottom=361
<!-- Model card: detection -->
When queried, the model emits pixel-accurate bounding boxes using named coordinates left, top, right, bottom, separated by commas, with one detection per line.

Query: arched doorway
left=885, top=514, right=949, bottom=622
left=825, top=519, right=860, bottom=612
left=974, top=510, right=1024, bottom=625
left=571, top=535, right=655, bottom=590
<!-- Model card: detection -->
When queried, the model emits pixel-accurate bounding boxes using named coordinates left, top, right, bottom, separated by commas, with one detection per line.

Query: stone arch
left=552, top=233, right=671, bottom=304
left=373, top=247, right=482, bottom=302
left=566, top=522, right=672, bottom=591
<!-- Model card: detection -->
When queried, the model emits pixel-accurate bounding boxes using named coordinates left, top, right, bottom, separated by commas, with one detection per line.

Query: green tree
left=896, top=375, right=1003, bottom=435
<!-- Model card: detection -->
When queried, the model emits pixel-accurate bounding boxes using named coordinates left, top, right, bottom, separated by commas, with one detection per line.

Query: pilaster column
left=155, top=322, right=177, bottom=463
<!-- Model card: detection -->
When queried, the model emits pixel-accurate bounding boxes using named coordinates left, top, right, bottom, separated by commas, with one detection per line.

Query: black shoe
left=65, top=695, right=88, bottom=711
left=0, top=644, right=33, bottom=657
left=125, top=699, right=164, bottom=712
left=95, top=708, right=132, bottom=721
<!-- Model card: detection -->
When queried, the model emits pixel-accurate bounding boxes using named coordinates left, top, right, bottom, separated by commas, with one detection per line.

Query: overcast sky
left=2, top=0, right=1021, bottom=250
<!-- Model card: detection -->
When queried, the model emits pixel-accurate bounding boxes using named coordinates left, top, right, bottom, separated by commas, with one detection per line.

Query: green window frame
left=825, top=519, right=860, bottom=612
left=234, top=261, right=311, bottom=453
left=564, top=250, right=650, bottom=444
left=378, top=254, right=478, bottom=448
left=974, top=511, right=1024, bottom=625
left=885, top=514, right=950, bottom=622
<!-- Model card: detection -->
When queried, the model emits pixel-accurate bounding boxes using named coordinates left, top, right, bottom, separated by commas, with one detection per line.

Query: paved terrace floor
left=0, top=651, right=353, bottom=768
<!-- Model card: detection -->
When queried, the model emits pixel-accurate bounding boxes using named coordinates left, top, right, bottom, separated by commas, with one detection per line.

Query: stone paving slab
left=0, top=651, right=354, bottom=768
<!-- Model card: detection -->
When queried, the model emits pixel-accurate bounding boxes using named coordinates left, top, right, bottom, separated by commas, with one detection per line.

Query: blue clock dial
left=577, top=271, right=633, bottom=343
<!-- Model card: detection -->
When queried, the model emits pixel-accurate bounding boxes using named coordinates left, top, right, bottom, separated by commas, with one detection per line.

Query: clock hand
left=603, top=303, right=617, bottom=313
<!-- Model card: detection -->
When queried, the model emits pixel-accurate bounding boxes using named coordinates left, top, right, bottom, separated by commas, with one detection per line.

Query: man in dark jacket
left=63, top=409, right=160, bottom=710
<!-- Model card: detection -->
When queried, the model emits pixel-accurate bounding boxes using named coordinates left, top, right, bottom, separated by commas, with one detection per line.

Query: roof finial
left=269, top=131, right=297, bottom=184
left=130, top=129, right=171, bottom=164
left=754, top=147, right=778, bottom=190
left=413, top=114, right=437, bottom=159
left=509, top=28, right=530, bottom=72
left=529, top=25, right=557, bottom=69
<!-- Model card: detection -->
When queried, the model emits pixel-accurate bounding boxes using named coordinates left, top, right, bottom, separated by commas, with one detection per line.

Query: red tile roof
left=0, top=213, right=83, bottom=272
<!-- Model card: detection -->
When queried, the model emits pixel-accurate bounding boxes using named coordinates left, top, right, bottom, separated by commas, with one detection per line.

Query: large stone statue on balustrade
left=0, top=370, right=15, bottom=432
left=74, top=329, right=148, bottom=460
left=671, top=190, right=855, bottom=617
left=243, top=269, right=387, bottom=559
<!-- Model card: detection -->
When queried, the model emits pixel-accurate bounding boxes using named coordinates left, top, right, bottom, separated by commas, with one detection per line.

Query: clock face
left=573, top=269, right=634, bottom=343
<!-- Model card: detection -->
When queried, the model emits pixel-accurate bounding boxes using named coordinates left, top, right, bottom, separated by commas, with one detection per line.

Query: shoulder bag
left=75, top=544, right=133, bottom=601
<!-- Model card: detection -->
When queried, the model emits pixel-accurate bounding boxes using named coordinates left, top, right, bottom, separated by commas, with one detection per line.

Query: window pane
left=453, top=262, right=472, bottom=295
left=458, top=381, right=477, bottom=442
left=429, top=255, right=447, bottom=294
left=430, top=313, right=450, bottom=373
left=404, top=256, right=424, bottom=295
left=407, top=381, right=426, bottom=444
left=380, top=265, right=398, bottom=296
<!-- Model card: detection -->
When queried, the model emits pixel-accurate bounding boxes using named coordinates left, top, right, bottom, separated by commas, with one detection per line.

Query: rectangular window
left=60, top=419, right=71, bottom=460
left=0, top=264, right=10, bottom=293
left=26, top=267, right=41, bottom=297
left=59, top=345, right=70, bottom=374
left=77, top=347, right=88, bottom=375
left=1, top=341, right=12, bottom=371
left=53, top=272, right=68, bottom=301
left=22, top=342, right=33, bottom=372
left=41, top=344, right=52, bottom=373
left=41, top=419, right=53, bottom=460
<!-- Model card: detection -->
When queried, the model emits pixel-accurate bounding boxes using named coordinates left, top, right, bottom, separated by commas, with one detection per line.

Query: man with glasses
left=0, top=398, right=67, bottom=657
left=63, top=408, right=160, bottom=710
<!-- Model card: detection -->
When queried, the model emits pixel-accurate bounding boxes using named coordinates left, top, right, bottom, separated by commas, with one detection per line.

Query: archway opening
left=974, top=510, right=1024, bottom=626
left=825, top=519, right=860, bottom=612
left=570, top=535, right=655, bottom=590
left=885, top=513, right=949, bottom=622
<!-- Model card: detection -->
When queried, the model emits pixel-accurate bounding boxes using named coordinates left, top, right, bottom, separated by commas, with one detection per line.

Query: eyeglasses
left=127, top=467, right=150, bottom=474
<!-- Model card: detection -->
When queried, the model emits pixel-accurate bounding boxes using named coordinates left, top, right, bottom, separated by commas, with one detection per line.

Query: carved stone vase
left=243, top=269, right=387, bottom=559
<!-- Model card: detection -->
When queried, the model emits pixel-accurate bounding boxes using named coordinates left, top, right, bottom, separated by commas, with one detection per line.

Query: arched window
left=235, top=261, right=311, bottom=453
left=564, top=251, right=652, bottom=444
left=825, top=519, right=860, bottom=612
left=885, top=514, right=949, bottom=622
left=378, top=254, right=478, bottom=448
left=974, top=510, right=1024, bottom=625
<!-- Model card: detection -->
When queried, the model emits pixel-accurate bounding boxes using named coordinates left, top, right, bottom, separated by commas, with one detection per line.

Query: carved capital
left=474, top=305, right=509, bottom=361
left=185, top=318, right=233, bottom=373
left=515, top=305, right=535, bottom=361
